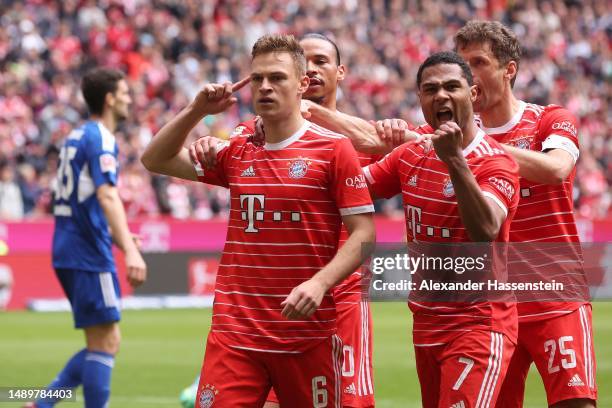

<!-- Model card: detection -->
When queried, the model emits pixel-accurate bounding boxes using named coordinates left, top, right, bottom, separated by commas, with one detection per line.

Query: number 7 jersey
left=52, top=121, right=119, bottom=273
left=195, top=120, right=374, bottom=353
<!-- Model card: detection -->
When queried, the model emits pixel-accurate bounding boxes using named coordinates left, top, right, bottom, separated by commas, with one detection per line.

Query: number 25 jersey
left=52, top=121, right=119, bottom=273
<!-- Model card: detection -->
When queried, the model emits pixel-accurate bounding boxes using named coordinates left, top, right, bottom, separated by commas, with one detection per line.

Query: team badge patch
left=99, top=153, right=117, bottom=173
left=442, top=179, right=454, bottom=197
left=515, top=138, right=531, bottom=150
left=288, top=157, right=311, bottom=179
left=198, top=384, right=218, bottom=408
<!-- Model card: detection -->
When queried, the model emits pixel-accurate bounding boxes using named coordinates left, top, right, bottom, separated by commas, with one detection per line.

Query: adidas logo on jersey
left=241, top=166, right=256, bottom=177
left=344, top=383, right=356, bottom=395
left=568, top=374, right=585, bottom=387
left=408, top=175, right=418, bottom=187
left=450, top=401, right=466, bottom=408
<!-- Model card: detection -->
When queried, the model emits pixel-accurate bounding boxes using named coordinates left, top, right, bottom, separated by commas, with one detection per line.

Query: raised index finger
left=232, top=76, right=251, bottom=92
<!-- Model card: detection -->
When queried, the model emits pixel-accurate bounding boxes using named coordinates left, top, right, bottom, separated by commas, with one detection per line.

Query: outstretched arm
left=502, top=145, right=574, bottom=185
left=303, top=100, right=420, bottom=155
left=141, top=79, right=249, bottom=179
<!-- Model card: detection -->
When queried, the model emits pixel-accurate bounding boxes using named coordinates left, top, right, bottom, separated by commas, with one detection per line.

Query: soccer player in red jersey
left=190, top=33, right=411, bottom=408
left=270, top=33, right=377, bottom=408
left=142, top=34, right=375, bottom=407
left=364, top=51, right=520, bottom=408
left=455, top=21, right=596, bottom=408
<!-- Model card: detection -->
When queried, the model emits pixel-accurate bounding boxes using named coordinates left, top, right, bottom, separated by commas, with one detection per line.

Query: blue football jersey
left=52, top=121, right=119, bottom=272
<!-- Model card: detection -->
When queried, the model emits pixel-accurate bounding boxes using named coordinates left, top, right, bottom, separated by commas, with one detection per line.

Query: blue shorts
left=55, top=269, right=121, bottom=328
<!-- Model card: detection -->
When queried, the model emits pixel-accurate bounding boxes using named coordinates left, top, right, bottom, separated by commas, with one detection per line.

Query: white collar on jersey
left=95, top=121, right=116, bottom=138
left=462, top=128, right=486, bottom=157
left=264, top=120, right=311, bottom=150
left=478, top=100, right=526, bottom=135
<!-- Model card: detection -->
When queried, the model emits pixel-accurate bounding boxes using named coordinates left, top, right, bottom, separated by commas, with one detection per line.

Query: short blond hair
left=251, top=34, right=306, bottom=76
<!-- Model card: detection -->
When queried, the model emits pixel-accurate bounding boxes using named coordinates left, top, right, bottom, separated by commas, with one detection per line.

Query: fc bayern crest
left=199, top=384, right=218, bottom=408
left=288, top=158, right=311, bottom=179
left=515, top=138, right=531, bottom=150
left=442, top=179, right=455, bottom=197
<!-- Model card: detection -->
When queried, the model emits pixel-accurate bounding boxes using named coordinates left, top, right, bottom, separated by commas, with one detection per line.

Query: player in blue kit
left=30, top=68, right=147, bottom=408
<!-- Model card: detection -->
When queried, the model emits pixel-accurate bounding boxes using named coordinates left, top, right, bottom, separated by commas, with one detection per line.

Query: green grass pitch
left=1, top=302, right=609, bottom=407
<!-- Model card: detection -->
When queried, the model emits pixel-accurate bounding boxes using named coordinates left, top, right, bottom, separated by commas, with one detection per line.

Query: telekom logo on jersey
left=406, top=205, right=422, bottom=236
left=405, top=204, right=452, bottom=238
left=240, top=194, right=302, bottom=233
left=240, top=194, right=265, bottom=233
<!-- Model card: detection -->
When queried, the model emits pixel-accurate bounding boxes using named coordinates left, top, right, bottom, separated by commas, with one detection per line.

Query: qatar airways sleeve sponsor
left=345, top=174, right=368, bottom=189
left=487, top=176, right=516, bottom=201
left=539, top=108, right=580, bottom=163
left=476, top=155, right=520, bottom=219
left=331, top=138, right=374, bottom=215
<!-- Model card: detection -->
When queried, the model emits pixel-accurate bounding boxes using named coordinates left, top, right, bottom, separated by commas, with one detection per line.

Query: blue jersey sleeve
left=86, top=125, right=118, bottom=188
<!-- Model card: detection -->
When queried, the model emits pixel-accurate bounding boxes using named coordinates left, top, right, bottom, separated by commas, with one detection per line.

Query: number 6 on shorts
left=312, top=376, right=327, bottom=407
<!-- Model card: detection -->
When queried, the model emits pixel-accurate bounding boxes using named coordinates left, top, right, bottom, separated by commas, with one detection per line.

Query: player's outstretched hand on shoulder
left=191, top=77, right=250, bottom=116
left=431, top=121, right=463, bottom=164
left=375, top=118, right=425, bottom=147
left=300, top=99, right=315, bottom=119
left=125, top=249, right=147, bottom=288
left=280, top=278, right=327, bottom=320
left=189, top=136, right=221, bottom=169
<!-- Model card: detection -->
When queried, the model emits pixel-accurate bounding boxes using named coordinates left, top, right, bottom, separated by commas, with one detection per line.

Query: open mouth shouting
left=436, top=107, right=454, bottom=123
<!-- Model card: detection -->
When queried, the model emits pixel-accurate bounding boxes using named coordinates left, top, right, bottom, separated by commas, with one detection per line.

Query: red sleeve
left=412, top=123, right=434, bottom=134
left=362, top=144, right=404, bottom=199
left=194, top=140, right=232, bottom=188
left=329, top=137, right=375, bottom=215
left=358, top=152, right=381, bottom=166
left=229, top=119, right=256, bottom=138
left=537, top=106, right=579, bottom=162
left=475, top=154, right=520, bottom=219
left=194, top=121, right=257, bottom=187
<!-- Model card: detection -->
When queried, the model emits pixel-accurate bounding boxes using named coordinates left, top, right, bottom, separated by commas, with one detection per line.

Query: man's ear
left=337, top=64, right=346, bottom=82
left=298, top=75, right=310, bottom=94
left=105, top=92, right=115, bottom=109
left=505, top=61, right=518, bottom=85
left=470, top=84, right=479, bottom=103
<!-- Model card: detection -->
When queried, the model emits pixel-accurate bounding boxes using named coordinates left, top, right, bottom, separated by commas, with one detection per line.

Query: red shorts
left=267, top=300, right=374, bottom=407
left=496, top=304, right=597, bottom=407
left=197, top=331, right=343, bottom=408
left=415, top=330, right=514, bottom=408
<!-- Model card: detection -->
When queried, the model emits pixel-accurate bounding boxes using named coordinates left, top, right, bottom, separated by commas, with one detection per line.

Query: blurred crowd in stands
left=0, top=0, right=609, bottom=220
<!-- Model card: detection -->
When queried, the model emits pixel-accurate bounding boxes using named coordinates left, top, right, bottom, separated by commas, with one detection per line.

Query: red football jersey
left=196, top=119, right=374, bottom=353
left=231, top=119, right=379, bottom=305
left=477, top=102, right=586, bottom=322
left=364, top=127, right=520, bottom=345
